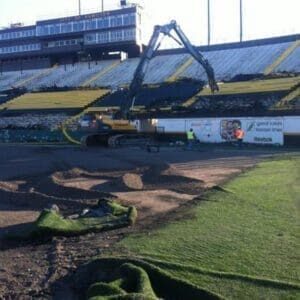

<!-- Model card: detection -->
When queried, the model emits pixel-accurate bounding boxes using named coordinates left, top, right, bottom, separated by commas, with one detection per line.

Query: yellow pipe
left=61, top=124, right=81, bottom=145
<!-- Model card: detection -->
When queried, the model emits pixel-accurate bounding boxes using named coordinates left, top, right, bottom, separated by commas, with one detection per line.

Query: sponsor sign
left=244, top=119, right=283, bottom=145
left=156, top=117, right=285, bottom=145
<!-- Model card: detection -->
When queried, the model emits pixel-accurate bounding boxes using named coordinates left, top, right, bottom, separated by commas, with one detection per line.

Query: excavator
left=81, top=20, right=219, bottom=146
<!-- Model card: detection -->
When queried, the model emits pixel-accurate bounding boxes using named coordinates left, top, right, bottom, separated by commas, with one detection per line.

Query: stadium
left=0, top=0, right=299, bottom=299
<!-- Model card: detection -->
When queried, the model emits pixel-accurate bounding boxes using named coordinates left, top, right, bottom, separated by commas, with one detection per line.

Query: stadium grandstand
left=0, top=3, right=299, bottom=145
left=0, top=34, right=299, bottom=90
left=0, top=4, right=142, bottom=72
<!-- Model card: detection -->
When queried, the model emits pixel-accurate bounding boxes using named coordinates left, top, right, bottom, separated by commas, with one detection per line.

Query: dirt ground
left=0, top=144, right=277, bottom=299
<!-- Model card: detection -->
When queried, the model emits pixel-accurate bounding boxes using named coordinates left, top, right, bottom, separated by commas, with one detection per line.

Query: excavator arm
left=171, top=21, right=219, bottom=93
left=122, top=20, right=218, bottom=117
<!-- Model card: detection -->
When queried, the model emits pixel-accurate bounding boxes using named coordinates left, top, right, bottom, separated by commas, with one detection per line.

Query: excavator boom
left=122, top=20, right=218, bottom=117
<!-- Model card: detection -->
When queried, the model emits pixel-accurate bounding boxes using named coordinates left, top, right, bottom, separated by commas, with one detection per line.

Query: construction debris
left=6, top=199, right=137, bottom=240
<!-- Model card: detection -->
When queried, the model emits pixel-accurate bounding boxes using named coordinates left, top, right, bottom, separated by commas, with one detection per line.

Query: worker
left=186, top=128, right=196, bottom=150
left=234, top=126, right=245, bottom=148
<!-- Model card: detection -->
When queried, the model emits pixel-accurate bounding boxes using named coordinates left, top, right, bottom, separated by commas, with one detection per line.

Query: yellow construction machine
left=81, top=20, right=218, bottom=146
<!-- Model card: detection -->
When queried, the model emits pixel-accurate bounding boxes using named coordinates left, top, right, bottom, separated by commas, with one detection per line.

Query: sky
left=0, top=0, right=299, bottom=47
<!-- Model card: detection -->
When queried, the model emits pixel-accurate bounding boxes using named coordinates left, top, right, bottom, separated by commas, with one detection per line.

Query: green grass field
left=118, top=156, right=300, bottom=299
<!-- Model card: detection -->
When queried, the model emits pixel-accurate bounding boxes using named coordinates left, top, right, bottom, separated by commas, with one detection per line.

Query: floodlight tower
left=207, top=0, right=211, bottom=45
left=78, top=0, right=82, bottom=15
left=240, top=0, right=243, bottom=42
left=101, top=0, right=104, bottom=12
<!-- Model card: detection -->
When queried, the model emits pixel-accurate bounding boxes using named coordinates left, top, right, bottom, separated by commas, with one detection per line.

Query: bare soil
left=0, top=145, right=275, bottom=298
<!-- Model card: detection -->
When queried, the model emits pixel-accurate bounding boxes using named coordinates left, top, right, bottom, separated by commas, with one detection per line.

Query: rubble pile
left=93, top=79, right=203, bottom=108
left=193, top=91, right=287, bottom=114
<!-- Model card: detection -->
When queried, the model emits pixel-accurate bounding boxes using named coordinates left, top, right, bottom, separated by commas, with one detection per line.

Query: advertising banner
left=157, top=117, right=286, bottom=145
left=243, top=119, right=283, bottom=145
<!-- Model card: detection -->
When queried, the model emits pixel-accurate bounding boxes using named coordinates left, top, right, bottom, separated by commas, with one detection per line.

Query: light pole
left=240, top=0, right=243, bottom=42
left=101, top=0, right=104, bottom=12
left=78, top=0, right=81, bottom=15
left=207, top=0, right=211, bottom=45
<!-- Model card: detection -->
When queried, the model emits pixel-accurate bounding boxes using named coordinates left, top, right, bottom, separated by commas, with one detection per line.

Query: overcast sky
left=0, top=0, right=299, bottom=46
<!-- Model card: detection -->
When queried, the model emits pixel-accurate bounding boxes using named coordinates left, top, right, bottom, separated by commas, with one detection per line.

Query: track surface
left=0, top=144, right=279, bottom=298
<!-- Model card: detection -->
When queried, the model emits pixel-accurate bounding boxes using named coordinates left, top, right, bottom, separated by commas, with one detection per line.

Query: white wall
left=283, top=116, right=300, bottom=134
left=154, top=116, right=300, bottom=145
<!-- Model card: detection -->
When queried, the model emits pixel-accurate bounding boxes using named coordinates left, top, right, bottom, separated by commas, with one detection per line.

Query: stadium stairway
left=274, top=85, right=300, bottom=109
left=144, top=54, right=189, bottom=84
left=13, top=65, right=58, bottom=88
left=264, top=40, right=300, bottom=75
left=93, top=58, right=139, bottom=87
left=275, top=43, right=300, bottom=73
left=165, top=57, right=194, bottom=83
left=81, top=60, right=121, bottom=87
left=25, top=62, right=110, bottom=89
left=0, top=70, right=40, bottom=90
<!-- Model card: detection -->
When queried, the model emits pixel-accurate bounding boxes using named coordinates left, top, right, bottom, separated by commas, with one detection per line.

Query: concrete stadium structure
left=0, top=5, right=142, bottom=72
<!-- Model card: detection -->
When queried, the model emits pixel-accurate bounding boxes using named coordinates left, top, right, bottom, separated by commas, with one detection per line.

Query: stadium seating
left=183, top=76, right=300, bottom=114
left=93, top=41, right=299, bottom=87
left=0, top=69, right=41, bottom=90
left=144, top=54, right=189, bottom=84
left=0, top=89, right=109, bottom=111
left=181, top=42, right=296, bottom=81
left=0, top=38, right=299, bottom=91
left=93, top=58, right=139, bottom=87
left=275, top=46, right=300, bottom=73
left=191, top=92, right=288, bottom=114
left=0, top=113, right=68, bottom=130
left=26, top=61, right=115, bottom=90
left=0, top=88, right=26, bottom=107
left=198, top=76, right=300, bottom=96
